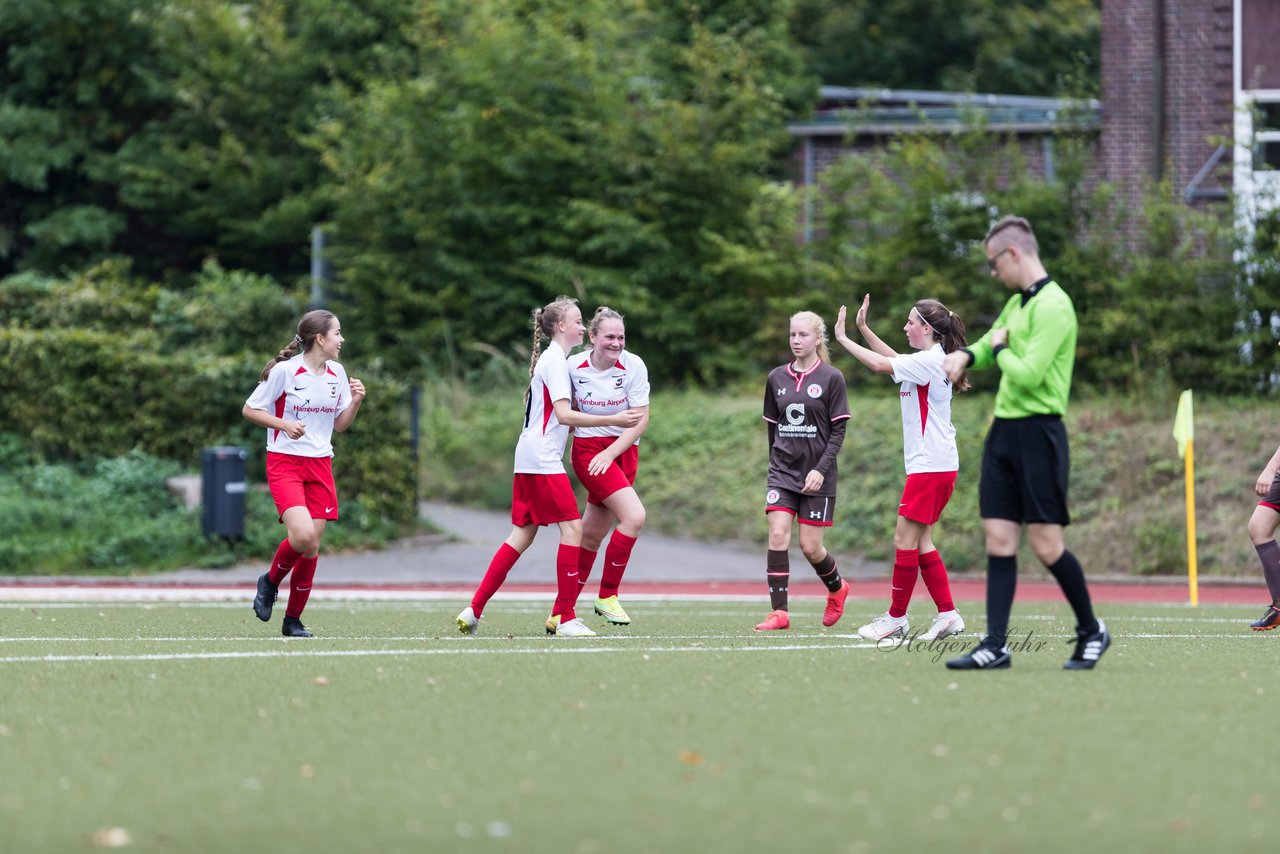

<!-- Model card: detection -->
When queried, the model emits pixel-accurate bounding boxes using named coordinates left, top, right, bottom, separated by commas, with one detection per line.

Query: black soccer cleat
left=1064, top=620, right=1110, bottom=669
left=945, top=640, right=1012, bottom=670
left=1251, top=606, right=1280, bottom=631
left=253, top=573, right=278, bottom=622
left=282, top=616, right=313, bottom=638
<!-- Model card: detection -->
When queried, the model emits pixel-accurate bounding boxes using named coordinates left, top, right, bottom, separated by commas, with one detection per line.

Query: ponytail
left=525, top=308, right=545, bottom=404
left=914, top=299, right=969, bottom=392
left=259, top=310, right=335, bottom=383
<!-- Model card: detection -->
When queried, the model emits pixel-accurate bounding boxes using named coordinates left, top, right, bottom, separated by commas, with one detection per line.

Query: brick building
left=1101, top=0, right=1280, bottom=225
left=788, top=87, right=1100, bottom=241
left=789, top=0, right=1280, bottom=237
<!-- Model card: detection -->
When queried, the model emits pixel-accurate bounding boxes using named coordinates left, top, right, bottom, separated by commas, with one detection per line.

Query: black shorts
left=765, top=486, right=835, bottom=526
left=1260, top=474, right=1280, bottom=511
left=979, top=415, right=1071, bottom=525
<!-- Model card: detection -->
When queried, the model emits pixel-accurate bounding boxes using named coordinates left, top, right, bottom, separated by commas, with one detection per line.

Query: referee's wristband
left=960, top=347, right=975, bottom=366
left=992, top=343, right=1007, bottom=358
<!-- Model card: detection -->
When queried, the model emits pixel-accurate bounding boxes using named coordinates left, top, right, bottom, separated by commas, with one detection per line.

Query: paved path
left=0, top=502, right=1264, bottom=605
left=148, top=501, right=858, bottom=586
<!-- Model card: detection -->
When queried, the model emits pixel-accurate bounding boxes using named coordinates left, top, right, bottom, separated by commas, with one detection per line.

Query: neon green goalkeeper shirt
left=965, top=278, right=1076, bottom=419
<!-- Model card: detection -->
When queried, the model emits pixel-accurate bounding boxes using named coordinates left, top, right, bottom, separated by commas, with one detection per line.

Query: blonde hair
left=791, top=310, right=830, bottom=363
left=526, top=295, right=578, bottom=402
left=589, top=305, right=624, bottom=339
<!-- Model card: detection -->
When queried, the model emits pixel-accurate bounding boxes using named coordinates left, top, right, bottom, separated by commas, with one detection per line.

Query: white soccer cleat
left=547, top=616, right=597, bottom=637
left=919, top=610, right=965, bottom=641
left=456, top=606, right=479, bottom=636
left=858, top=612, right=909, bottom=641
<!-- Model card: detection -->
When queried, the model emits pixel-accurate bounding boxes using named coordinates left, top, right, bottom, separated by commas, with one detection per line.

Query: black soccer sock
left=809, top=551, right=842, bottom=593
left=1046, top=549, right=1098, bottom=635
left=985, top=555, right=1017, bottom=647
left=767, top=549, right=790, bottom=611
left=1256, top=540, right=1280, bottom=606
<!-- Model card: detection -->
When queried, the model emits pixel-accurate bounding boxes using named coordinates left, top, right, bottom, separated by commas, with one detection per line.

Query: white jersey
left=569, top=349, right=650, bottom=440
left=245, top=355, right=352, bottom=458
left=513, top=340, right=574, bottom=474
left=888, top=343, right=959, bottom=474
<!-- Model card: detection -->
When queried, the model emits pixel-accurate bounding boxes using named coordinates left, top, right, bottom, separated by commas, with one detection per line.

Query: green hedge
left=0, top=260, right=418, bottom=531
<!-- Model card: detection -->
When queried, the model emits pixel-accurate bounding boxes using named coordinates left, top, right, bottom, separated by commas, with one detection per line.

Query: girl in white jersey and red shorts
left=243, top=309, right=365, bottom=638
left=456, top=297, right=642, bottom=638
left=568, top=306, right=651, bottom=626
left=834, top=295, right=968, bottom=643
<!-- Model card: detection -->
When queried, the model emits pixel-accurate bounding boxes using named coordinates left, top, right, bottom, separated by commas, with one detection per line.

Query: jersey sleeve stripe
left=918, top=382, right=930, bottom=435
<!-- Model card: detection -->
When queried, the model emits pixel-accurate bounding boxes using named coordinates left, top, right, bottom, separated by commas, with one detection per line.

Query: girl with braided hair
left=834, top=295, right=968, bottom=643
left=457, top=296, right=642, bottom=638
left=243, top=309, right=365, bottom=638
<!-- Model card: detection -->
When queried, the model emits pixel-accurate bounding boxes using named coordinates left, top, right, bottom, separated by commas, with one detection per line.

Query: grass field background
left=2, top=596, right=1274, bottom=853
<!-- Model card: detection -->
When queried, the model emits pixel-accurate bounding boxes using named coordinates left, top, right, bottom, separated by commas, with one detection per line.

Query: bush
left=0, top=260, right=419, bottom=536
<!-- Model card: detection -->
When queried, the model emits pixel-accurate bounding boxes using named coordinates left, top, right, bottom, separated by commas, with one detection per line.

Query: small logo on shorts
left=807, top=383, right=822, bottom=398
left=766, top=489, right=780, bottom=504
left=325, top=506, right=335, bottom=513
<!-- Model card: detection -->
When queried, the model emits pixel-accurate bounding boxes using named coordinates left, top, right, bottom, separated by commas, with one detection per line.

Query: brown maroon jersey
left=763, top=360, right=851, bottom=497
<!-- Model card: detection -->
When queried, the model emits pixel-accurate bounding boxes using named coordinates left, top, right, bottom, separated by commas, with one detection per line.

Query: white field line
left=0, top=632, right=1249, bottom=644
left=0, top=632, right=1265, bottom=665
left=0, top=588, right=774, bottom=604
left=0, top=588, right=1254, bottom=606
left=0, top=642, right=889, bottom=663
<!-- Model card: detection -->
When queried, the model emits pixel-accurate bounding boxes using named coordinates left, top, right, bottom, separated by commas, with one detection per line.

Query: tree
left=789, top=0, right=1100, bottom=97
left=318, top=0, right=815, bottom=384
left=0, top=0, right=418, bottom=281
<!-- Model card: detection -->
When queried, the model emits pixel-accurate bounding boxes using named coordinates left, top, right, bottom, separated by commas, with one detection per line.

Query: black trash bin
left=201, top=446, right=248, bottom=538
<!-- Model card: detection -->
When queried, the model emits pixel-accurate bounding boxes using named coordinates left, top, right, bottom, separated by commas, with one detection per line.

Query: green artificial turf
left=1, top=598, right=1274, bottom=852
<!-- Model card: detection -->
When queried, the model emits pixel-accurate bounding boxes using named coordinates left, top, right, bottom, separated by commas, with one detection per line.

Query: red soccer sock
left=888, top=548, right=920, bottom=618
left=599, top=531, right=637, bottom=599
left=267, top=539, right=303, bottom=586
left=576, top=548, right=598, bottom=596
left=471, top=543, right=522, bottom=618
left=551, top=543, right=582, bottom=622
left=284, top=555, right=318, bottom=619
left=919, top=549, right=955, bottom=612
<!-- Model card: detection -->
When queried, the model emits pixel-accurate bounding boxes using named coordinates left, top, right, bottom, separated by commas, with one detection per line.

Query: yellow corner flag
left=1172, top=390, right=1198, bottom=605
left=1173, top=390, right=1194, bottom=460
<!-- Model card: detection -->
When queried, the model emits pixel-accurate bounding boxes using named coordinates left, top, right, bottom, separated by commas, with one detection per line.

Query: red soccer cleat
left=754, top=610, right=790, bottom=631
left=822, top=579, right=850, bottom=627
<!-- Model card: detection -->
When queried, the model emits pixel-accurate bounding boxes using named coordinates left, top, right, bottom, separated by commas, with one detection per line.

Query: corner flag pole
left=1173, top=390, right=1198, bottom=606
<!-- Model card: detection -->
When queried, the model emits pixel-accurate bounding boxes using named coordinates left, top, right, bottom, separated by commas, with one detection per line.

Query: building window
left=1255, top=100, right=1280, bottom=171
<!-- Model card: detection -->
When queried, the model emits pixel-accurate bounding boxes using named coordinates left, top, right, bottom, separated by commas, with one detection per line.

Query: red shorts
left=511, top=473, right=581, bottom=527
left=571, top=437, right=639, bottom=505
left=899, top=471, right=957, bottom=525
left=266, top=452, right=339, bottom=521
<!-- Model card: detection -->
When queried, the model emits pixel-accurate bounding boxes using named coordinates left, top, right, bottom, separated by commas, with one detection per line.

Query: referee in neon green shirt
left=941, top=215, right=1110, bottom=671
